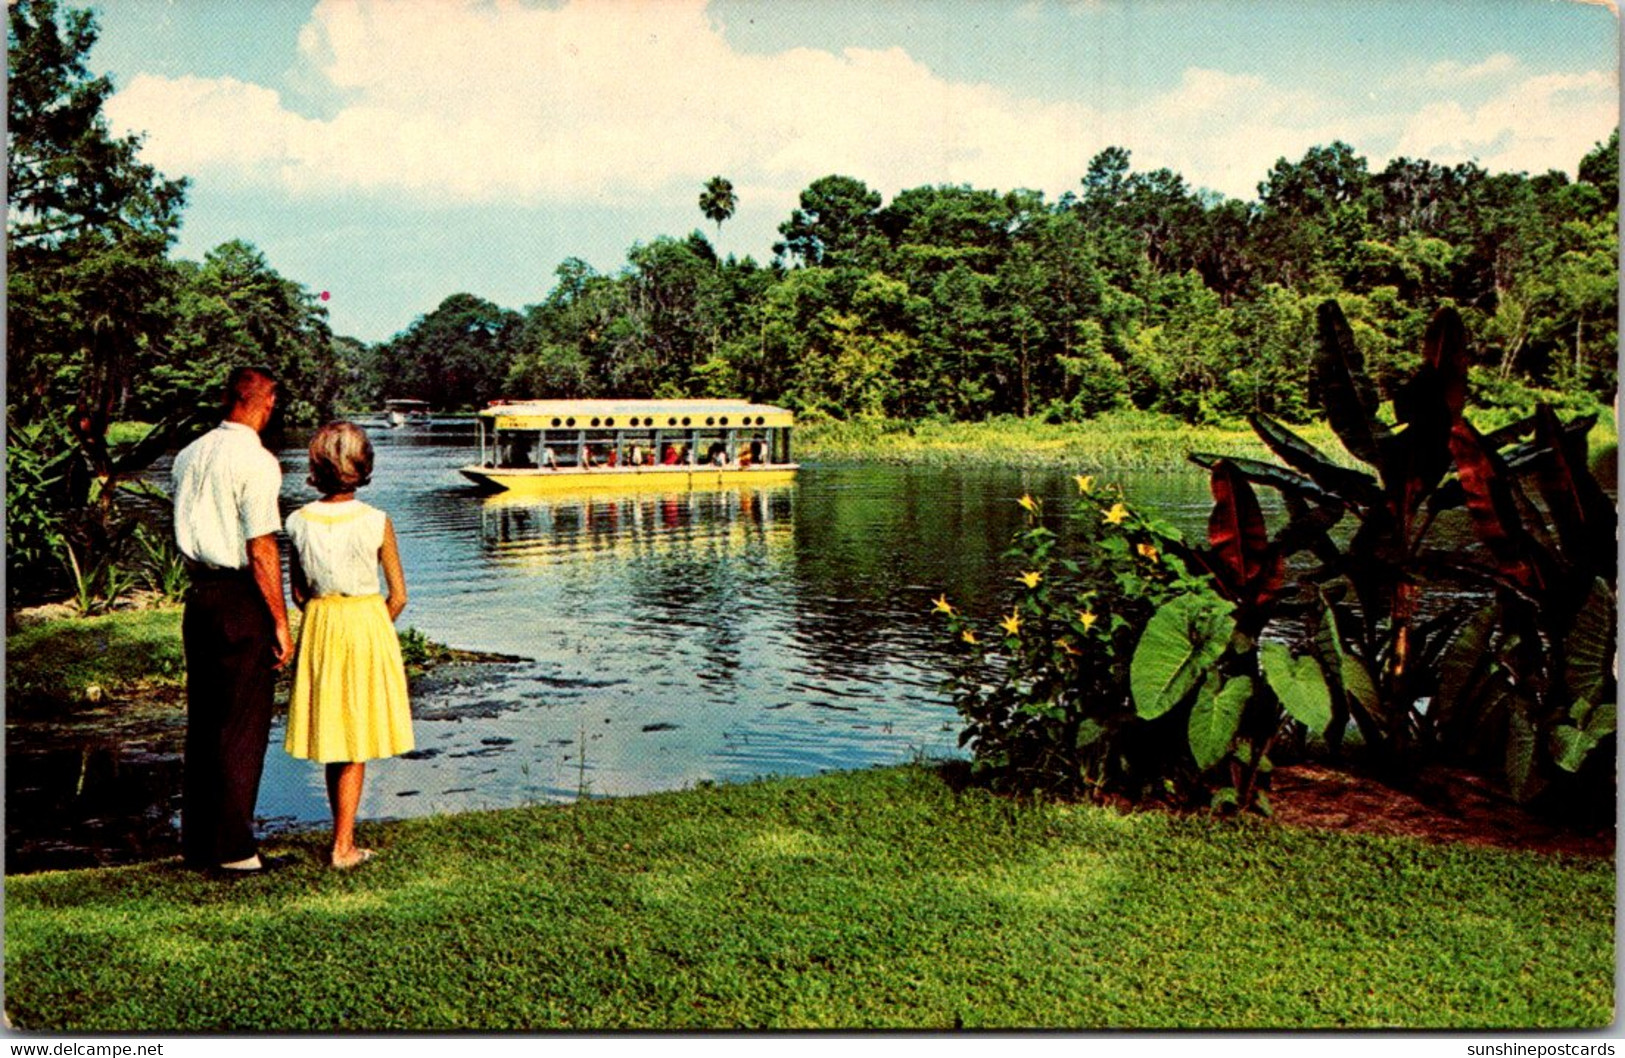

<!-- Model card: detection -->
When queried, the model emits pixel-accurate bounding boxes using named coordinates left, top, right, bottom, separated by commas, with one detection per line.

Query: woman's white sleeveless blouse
left=286, top=500, right=387, bottom=596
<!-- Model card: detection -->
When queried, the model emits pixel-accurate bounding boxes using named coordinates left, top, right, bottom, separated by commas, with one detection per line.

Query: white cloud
left=107, top=0, right=1114, bottom=203
left=1422, top=52, right=1520, bottom=86
left=103, top=0, right=1618, bottom=210
left=1391, top=69, right=1617, bottom=173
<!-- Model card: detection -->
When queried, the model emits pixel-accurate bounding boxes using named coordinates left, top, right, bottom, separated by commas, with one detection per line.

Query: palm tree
left=698, top=176, right=737, bottom=240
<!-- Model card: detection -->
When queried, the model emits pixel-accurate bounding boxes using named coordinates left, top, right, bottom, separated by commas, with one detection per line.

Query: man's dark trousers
left=182, top=571, right=277, bottom=867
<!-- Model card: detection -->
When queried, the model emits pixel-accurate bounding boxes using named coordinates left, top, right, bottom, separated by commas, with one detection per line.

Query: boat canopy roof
left=385, top=398, right=431, bottom=408
left=482, top=399, right=794, bottom=430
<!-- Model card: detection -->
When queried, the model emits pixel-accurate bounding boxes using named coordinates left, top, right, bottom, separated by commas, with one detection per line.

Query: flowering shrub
left=937, top=474, right=1335, bottom=811
left=938, top=479, right=1210, bottom=804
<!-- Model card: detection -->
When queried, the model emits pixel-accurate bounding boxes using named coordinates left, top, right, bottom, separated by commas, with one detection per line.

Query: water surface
left=9, top=422, right=1220, bottom=870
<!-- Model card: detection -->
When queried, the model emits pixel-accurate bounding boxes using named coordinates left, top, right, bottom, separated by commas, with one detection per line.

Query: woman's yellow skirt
left=286, top=595, right=414, bottom=763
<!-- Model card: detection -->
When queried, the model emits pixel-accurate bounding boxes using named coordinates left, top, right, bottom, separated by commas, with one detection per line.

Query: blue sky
left=88, top=0, right=1619, bottom=344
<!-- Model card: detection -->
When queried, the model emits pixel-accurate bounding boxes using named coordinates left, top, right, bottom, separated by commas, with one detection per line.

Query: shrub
left=936, top=480, right=1332, bottom=811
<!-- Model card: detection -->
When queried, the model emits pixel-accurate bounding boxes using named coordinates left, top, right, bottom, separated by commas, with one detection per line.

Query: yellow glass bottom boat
left=460, top=398, right=799, bottom=494
left=461, top=463, right=798, bottom=494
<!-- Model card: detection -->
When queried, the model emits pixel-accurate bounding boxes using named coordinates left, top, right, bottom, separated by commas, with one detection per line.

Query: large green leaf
left=1188, top=674, right=1252, bottom=770
left=1130, top=594, right=1236, bottom=720
left=1550, top=701, right=1615, bottom=774
left=1312, top=300, right=1392, bottom=468
left=1565, top=579, right=1616, bottom=707
left=1310, top=596, right=1384, bottom=731
left=1431, top=603, right=1498, bottom=734
left=1247, top=413, right=1383, bottom=506
left=1187, top=452, right=1338, bottom=504
left=1505, top=701, right=1545, bottom=803
left=1259, top=641, right=1333, bottom=736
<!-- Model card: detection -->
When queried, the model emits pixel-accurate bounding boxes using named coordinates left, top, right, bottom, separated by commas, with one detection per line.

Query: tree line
left=368, top=139, right=1617, bottom=427
left=6, top=0, right=1618, bottom=601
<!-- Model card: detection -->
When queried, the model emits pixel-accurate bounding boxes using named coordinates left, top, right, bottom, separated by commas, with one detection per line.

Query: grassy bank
left=3, top=764, right=1612, bottom=1031
left=7, top=605, right=187, bottom=712
left=796, top=408, right=1620, bottom=473
left=7, top=608, right=498, bottom=700
left=797, top=412, right=1355, bottom=470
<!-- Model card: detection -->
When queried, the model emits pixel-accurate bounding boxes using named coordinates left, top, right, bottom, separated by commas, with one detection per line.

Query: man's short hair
left=224, top=365, right=279, bottom=411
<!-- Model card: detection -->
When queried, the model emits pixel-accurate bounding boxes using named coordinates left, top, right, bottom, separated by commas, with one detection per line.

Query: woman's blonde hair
left=307, top=421, right=374, bottom=495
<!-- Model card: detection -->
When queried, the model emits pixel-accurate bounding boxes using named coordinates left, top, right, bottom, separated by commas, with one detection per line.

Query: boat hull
left=459, top=464, right=799, bottom=494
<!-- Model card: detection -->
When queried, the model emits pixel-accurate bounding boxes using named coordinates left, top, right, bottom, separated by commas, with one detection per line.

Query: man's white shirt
left=172, top=421, right=283, bottom=570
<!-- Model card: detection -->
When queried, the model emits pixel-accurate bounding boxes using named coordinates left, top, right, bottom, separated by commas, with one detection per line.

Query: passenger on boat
left=661, top=444, right=681, bottom=466
left=706, top=442, right=729, bottom=467
left=540, top=446, right=560, bottom=470
left=505, top=440, right=534, bottom=468
left=748, top=439, right=766, bottom=466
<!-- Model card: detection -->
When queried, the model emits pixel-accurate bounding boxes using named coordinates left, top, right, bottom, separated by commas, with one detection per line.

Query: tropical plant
left=937, top=478, right=1334, bottom=811
left=6, top=417, right=75, bottom=602
left=132, top=523, right=188, bottom=602
left=1189, top=299, right=1616, bottom=807
left=937, top=485, right=1200, bottom=802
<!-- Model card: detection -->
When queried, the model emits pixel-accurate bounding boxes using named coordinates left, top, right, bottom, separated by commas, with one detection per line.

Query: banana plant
left=1431, top=404, right=1616, bottom=804
left=1190, top=298, right=1616, bottom=805
left=1127, top=459, right=1335, bottom=810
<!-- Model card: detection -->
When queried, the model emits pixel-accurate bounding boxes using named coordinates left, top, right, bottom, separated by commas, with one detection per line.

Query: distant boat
left=384, top=399, right=431, bottom=428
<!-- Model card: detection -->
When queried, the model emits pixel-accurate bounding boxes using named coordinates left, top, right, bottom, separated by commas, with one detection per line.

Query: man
left=172, top=366, right=292, bottom=874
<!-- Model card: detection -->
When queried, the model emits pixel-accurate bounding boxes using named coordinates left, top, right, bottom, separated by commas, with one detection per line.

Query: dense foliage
left=347, top=136, right=1620, bottom=426
left=941, top=301, right=1616, bottom=819
left=7, top=0, right=341, bottom=601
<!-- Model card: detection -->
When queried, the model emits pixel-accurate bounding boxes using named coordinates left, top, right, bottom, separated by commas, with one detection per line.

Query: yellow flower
left=961, top=629, right=978, bottom=645
left=1074, top=474, right=1094, bottom=494
left=1077, top=611, right=1098, bottom=631
left=1000, top=611, right=1022, bottom=636
left=932, top=594, right=955, bottom=615
left=1136, top=542, right=1159, bottom=561
left=1017, top=571, right=1042, bottom=589
left=1017, top=493, right=1039, bottom=513
left=1055, top=638, right=1081, bottom=656
left=1103, top=502, right=1129, bottom=525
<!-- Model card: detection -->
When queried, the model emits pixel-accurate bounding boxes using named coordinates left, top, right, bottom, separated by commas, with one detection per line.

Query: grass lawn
left=3, top=764, right=1613, bottom=1031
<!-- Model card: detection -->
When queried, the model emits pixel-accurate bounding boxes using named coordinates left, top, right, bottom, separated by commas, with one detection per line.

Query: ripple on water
left=27, top=448, right=1244, bottom=869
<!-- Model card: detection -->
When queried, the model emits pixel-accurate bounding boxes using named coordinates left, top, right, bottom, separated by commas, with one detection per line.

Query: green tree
left=698, top=175, right=738, bottom=240
left=379, top=293, right=522, bottom=410
left=776, top=175, right=883, bottom=269
left=6, top=0, right=192, bottom=602
left=615, top=233, right=725, bottom=395
left=7, top=0, right=188, bottom=430
left=140, top=241, right=340, bottom=427
left=1253, top=141, right=1372, bottom=288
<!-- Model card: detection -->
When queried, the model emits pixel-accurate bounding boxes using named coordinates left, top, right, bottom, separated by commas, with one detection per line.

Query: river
left=8, top=422, right=1222, bottom=871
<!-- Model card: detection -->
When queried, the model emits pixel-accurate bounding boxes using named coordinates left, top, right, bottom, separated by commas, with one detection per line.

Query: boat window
left=497, top=429, right=543, bottom=468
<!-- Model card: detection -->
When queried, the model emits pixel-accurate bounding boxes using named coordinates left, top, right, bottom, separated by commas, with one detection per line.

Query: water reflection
left=10, top=427, right=1230, bottom=872
left=479, top=485, right=794, bottom=566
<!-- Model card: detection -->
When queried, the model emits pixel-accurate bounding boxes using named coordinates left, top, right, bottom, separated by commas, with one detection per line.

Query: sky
left=88, top=0, right=1621, bottom=344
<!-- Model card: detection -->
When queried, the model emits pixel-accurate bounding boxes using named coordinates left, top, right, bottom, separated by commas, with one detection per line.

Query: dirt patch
left=1269, top=763, right=1614, bottom=859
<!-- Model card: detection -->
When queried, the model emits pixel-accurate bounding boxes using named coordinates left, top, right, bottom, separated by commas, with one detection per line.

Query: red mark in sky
left=320, top=291, right=331, bottom=301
